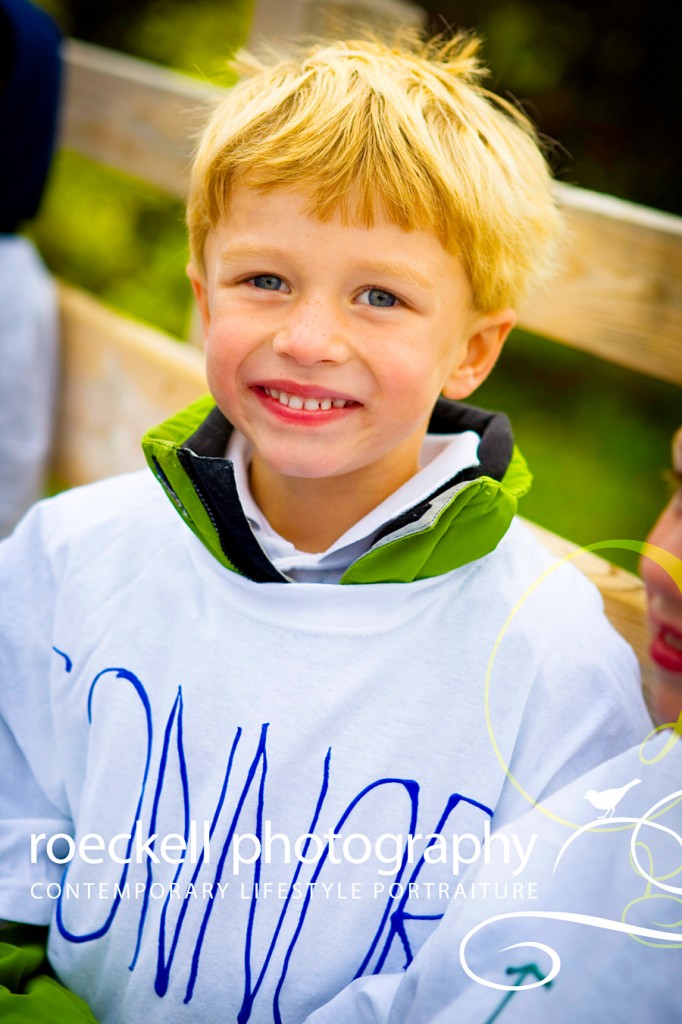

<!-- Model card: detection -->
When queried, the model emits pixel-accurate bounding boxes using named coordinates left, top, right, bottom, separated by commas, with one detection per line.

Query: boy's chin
left=251, top=447, right=350, bottom=483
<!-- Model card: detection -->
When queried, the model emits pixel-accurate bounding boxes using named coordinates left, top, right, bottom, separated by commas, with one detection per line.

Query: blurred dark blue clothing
left=0, top=0, right=62, bottom=232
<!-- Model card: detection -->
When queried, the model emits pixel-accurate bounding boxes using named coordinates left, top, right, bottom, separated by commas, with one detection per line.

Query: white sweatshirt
left=307, top=733, right=682, bottom=1024
left=0, top=399, right=651, bottom=1022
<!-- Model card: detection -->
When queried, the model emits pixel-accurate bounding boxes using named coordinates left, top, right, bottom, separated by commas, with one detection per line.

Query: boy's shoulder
left=465, top=516, right=642, bottom=700
left=472, top=515, right=608, bottom=619
left=18, top=469, right=170, bottom=553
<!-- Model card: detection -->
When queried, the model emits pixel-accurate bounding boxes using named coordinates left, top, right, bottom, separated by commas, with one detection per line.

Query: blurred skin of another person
left=641, top=426, right=682, bottom=725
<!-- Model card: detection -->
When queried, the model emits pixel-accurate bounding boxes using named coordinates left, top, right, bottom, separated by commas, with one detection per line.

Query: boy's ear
left=186, top=263, right=211, bottom=341
left=441, top=309, right=516, bottom=401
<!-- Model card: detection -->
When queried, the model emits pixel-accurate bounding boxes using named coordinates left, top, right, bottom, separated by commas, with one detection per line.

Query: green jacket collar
left=142, top=396, right=532, bottom=584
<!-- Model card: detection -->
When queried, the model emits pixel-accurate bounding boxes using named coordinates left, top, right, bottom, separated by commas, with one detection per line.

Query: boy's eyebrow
left=351, top=260, right=433, bottom=292
left=217, top=244, right=285, bottom=265
left=216, top=244, right=434, bottom=291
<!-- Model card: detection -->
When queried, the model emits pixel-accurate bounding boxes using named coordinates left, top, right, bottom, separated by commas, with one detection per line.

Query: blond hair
left=187, top=32, right=562, bottom=311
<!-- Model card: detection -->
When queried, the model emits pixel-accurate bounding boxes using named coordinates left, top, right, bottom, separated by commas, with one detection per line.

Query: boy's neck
left=249, top=453, right=421, bottom=553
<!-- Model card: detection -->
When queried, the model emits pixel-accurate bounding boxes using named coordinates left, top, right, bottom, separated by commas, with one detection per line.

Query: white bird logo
left=584, top=778, right=641, bottom=819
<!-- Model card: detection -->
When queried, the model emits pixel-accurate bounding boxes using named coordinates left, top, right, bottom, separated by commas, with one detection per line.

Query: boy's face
left=189, top=186, right=514, bottom=498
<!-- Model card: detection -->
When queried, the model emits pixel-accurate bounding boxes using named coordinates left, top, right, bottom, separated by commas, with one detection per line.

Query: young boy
left=0, top=32, right=651, bottom=1024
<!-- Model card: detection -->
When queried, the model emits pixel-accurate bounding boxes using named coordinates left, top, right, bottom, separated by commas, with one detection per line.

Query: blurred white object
left=0, top=235, right=58, bottom=538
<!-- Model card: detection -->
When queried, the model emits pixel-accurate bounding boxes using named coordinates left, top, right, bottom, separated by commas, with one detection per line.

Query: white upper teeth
left=264, top=387, right=349, bottom=411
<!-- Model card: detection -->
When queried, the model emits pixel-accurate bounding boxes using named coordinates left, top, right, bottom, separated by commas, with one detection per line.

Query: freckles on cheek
left=206, top=341, right=239, bottom=398
left=206, top=327, right=239, bottom=369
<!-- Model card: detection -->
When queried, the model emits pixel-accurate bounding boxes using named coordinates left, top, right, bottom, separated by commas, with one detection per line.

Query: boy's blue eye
left=251, top=274, right=285, bottom=291
left=358, top=287, right=398, bottom=308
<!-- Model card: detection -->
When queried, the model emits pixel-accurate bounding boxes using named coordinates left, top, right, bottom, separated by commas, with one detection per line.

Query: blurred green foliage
left=475, top=332, right=680, bottom=572
left=28, top=0, right=680, bottom=571
left=420, top=0, right=679, bottom=216
left=119, top=0, right=254, bottom=80
left=31, top=152, right=190, bottom=337
left=40, top=0, right=253, bottom=79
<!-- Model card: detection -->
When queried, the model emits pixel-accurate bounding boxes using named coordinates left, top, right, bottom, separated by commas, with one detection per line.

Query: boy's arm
left=306, top=739, right=681, bottom=1024
left=0, top=508, right=95, bottom=1019
left=0, top=710, right=73, bottom=925
left=490, top=551, right=652, bottom=829
left=304, top=561, right=653, bottom=1023
left=0, top=506, right=74, bottom=926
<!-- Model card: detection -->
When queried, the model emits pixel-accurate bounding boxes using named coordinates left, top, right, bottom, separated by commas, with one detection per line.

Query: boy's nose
left=271, top=302, right=348, bottom=366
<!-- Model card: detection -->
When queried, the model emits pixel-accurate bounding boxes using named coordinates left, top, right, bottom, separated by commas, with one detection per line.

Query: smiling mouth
left=260, top=386, right=357, bottom=412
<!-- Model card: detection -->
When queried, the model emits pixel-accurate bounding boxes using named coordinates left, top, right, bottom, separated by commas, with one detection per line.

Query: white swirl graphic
left=460, top=787, right=682, bottom=990
left=553, top=787, right=682, bottom=891
left=459, top=910, right=682, bottom=991
left=630, top=788, right=682, bottom=896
